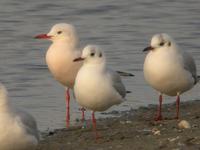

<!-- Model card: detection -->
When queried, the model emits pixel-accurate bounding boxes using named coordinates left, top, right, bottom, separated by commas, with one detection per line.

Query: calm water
left=0, top=0, right=199, bottom=131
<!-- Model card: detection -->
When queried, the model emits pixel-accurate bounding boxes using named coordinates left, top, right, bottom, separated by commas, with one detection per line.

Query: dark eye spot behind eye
left=99, top=53, right=102, bottom=57
left=90, top=53, right=95, bottom=56
left=57, top=31, right=62, bottom=34
left=168, top=42, right=171, bottom=46
left=159, top=42, right=164, bottom=46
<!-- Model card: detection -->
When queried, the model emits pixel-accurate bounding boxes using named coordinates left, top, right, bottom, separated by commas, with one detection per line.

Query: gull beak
left=73, top=57, right=85, bottom=62
left=34, top=34, right=52, bottom=39
left=143, top=46, right=154, bottom=52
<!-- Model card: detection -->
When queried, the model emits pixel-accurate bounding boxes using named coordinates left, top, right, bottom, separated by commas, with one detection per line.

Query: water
left=0, top=0, right=199, bottom=131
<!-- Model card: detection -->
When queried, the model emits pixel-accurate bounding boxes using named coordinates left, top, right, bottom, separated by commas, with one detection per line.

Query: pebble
left=152, top=128, right=161, bottom=135
left=168, top=136, right=180, bottom=142
left=120, top=120, right=132, bottom=124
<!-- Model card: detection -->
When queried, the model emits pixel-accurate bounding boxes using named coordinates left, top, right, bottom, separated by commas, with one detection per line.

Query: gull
left=73, top=45, right=126, bottom=139
left=143, top=33, right=199, bottom=120
left=0, top=83, right=39, bottom=150
left=35, top=23, right=84, bottom=127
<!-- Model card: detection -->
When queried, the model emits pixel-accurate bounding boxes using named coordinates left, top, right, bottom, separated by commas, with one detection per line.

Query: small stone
left=192, top=124, right=198, bottom=128
left=126, top=120, right=132, bottom=124
left=152, top=128, right=161, bottom=135
left=178, top=120, right=191, bottom=129
left=168, top=136, right=180, bottom=142
left=154, top=130, right=161, bottom=135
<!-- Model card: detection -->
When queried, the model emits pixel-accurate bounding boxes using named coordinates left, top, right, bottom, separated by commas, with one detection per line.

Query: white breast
left=143, top=48, right=194, bottom=96
left=74, top=65, right=123, bottom=111
left=46, top=43, right=82, bottom=88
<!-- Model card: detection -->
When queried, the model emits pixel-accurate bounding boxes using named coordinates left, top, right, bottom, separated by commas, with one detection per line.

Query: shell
left=178, top=120, right=191, bottom=129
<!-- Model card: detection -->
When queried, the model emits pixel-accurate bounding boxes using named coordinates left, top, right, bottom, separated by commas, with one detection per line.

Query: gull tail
left=116, top=71, right=134, bottom=77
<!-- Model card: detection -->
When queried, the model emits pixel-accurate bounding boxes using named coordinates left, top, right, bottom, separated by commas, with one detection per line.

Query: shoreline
left=37, top=100, right=200, bottom=150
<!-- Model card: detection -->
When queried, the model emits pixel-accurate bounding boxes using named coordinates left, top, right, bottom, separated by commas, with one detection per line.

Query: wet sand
left=37, top=100, right=200, bottom=150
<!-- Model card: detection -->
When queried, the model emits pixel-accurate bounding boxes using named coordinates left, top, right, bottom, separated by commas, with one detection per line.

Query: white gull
left=35, top=23, right=83, bottom=127
left=0, top=84, right=39, bottom=150
left=73, top=45, right=126, bottom=139
left=143, top=33, right=199, bottom=120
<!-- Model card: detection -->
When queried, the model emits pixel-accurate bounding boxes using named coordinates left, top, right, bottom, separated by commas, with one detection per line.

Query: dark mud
left=37, top=100, right=200, bottom=150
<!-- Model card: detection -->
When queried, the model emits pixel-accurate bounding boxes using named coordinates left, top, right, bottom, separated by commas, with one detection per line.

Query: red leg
left=79, top=107, right=86, bottom=128
left=92, top=111, right=99, bottom=140
left=175, top=94, right=180, bottom=119
left=81, top=107, right=86, bottom=122
left=66, top=88, right=70, bottom=128
left=155, top=94, right=163, bottom=121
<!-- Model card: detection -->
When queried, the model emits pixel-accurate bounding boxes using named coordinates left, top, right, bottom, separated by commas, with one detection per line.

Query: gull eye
left=57, top=31, right=62, bottom=34
left=90, top=53, right=95, bottom=57
left=168, top=42, right=171, bottom=46
left=159, top=42, right=164, bottom=46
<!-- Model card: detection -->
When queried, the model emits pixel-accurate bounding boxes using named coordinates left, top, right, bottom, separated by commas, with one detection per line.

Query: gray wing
left=15, top=109, right=40, bottom=140
left=182, top=51, right=197, bottom=84
left=108, top=69, right=126, bottom=98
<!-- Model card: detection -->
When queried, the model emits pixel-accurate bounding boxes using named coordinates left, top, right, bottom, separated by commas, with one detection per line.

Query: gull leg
left=175, top=93, right=180, bottom=119
left=79, top=107, right=86, bottom=128
left=92, top=111, right=99, bottom=140
left=155, top=94, right=163, bottom=121
left=66, top=88, right=70, bottom=128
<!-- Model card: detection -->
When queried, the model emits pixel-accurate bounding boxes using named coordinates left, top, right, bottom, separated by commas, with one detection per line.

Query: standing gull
left=73, top=45, right=126, bottom=139
left=143, top=33, right=199, bottom=120
left=0, top=84, right=39, bottom=150
left=35, top=23, right=84, bottom=127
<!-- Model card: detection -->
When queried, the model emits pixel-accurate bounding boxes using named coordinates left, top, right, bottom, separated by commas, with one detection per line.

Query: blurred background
left=0, top=0, right=199, bottom=131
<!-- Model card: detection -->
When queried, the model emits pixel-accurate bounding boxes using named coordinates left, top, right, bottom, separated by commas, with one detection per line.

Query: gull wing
left=108, top=69, right=126, bottom=98
left=182, top=51, right=197, bottom=84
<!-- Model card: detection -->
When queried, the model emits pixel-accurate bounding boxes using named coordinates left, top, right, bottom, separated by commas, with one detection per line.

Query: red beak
left=34, top=34, right=52, bottom=39
left=73, top=57, right=85, bottom=62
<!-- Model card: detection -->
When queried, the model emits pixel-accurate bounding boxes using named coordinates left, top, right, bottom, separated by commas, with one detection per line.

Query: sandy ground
left=36, top=100, right=200, bottom=150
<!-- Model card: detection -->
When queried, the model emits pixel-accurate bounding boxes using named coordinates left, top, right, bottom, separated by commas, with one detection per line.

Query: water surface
left=0, top=0, right=199, bottom=131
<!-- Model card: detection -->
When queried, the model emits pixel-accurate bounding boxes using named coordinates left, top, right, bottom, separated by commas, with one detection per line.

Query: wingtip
left=116, top=71, right=135, bottom=77
left=197, top=75, right=200, bottom=83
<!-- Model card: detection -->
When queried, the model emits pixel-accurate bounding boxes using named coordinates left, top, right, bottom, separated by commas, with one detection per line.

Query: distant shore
left=37, top=100, right=200, bottom=150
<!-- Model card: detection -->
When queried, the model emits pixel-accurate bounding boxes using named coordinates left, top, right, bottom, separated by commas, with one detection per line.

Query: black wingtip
left=197, top=75, right=200, bottom=83
left=126, top=90, right=132, bottom=94
left=116, top=71, right=135, bottom=77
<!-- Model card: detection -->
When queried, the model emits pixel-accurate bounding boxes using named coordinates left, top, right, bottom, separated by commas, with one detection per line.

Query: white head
left=73, top=45, right=105, bottom=65
left=35, top=23, right=79, bottom=47
left=143, top=33, right=176, bottom=52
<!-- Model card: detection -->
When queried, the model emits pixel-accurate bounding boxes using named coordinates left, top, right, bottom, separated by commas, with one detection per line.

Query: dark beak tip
left=143, top=46, right=153, bottom=52
left=73, top=57, right=84, bottom=62
left=34, top=35, right=40, bottom=39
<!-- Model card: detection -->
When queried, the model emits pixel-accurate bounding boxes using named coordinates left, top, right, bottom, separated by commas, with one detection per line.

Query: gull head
left=35, top=23, right=78, bottom=46
left=143, top=33, right=175, bottom=52
left=74, top=45, right=105, bottom=64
